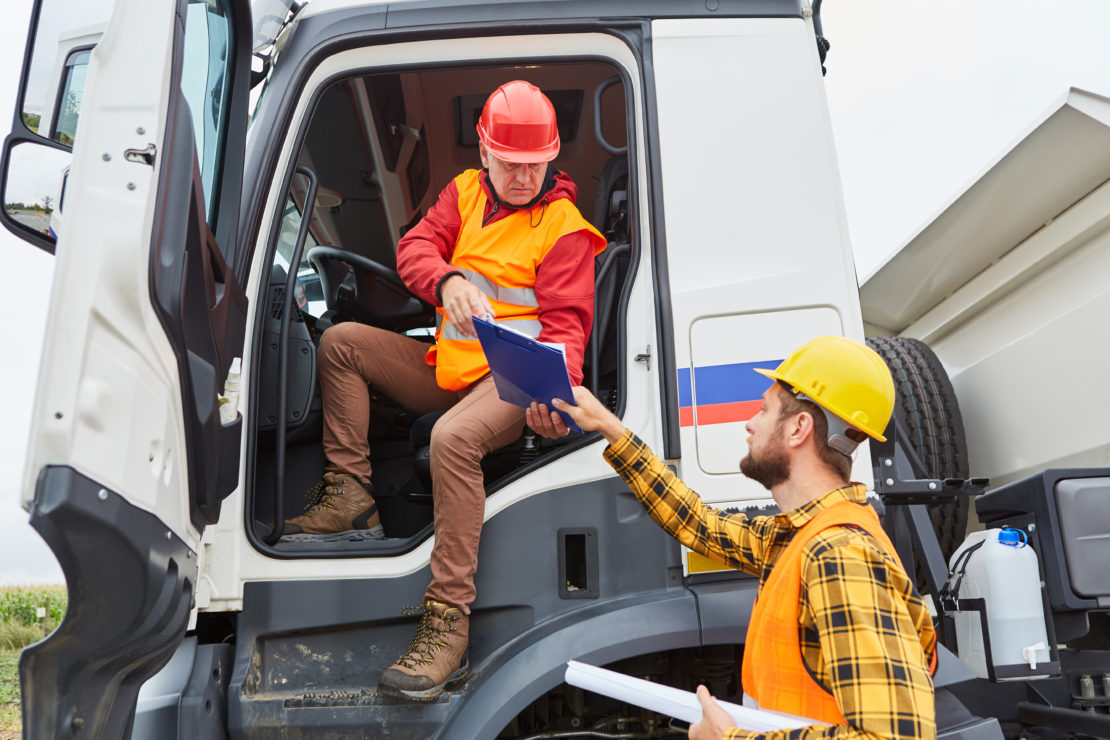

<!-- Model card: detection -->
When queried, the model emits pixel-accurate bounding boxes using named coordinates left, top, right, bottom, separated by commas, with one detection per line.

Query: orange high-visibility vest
left=427, top=169, right=605, bottom=391
left=741, top=499, right=936, bottom=724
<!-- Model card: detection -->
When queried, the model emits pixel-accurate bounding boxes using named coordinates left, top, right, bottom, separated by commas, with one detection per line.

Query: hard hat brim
left=753, top=367, right=779, bottom=382
left=481, top=138, right=560, bottom=164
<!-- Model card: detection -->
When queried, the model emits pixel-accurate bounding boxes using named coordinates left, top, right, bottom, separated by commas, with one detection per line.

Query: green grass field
left=0, top=586, right=66, bottom=739
left=1, top=647, right=20, bottom=740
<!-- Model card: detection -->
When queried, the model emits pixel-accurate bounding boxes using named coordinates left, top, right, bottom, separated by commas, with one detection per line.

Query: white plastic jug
left=946, top=528, right=1051, bottom=680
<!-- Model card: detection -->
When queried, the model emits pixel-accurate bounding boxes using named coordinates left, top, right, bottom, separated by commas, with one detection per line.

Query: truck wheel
left=866, top=336, right=970, bottom=561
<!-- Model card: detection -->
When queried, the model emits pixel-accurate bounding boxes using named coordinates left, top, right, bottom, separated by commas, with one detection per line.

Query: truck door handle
left=124, top=143, right=157, bottom=166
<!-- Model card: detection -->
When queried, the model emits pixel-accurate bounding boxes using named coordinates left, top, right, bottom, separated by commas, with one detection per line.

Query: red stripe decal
left=679, top=400, right=761, bottom=427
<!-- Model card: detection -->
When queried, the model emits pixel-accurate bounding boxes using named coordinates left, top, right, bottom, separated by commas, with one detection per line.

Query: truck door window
left=50, top=49, right=91, bottom=146
left=182, top=0, right=234, bottom=223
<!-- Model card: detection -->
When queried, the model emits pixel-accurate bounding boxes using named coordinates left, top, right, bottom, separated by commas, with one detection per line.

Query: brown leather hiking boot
left=282, top=472, right=384, bottom=538
left=378, top=601, right=469, bottom=701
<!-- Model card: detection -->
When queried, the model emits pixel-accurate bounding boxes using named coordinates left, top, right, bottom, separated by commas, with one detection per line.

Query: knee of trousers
left=318, top=322, right=369, bottom=369
left=428, top=421, right=485, bottom=471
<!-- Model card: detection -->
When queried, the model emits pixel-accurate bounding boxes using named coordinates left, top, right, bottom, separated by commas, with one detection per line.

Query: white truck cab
left=5, top=1, right=1108, bottom=738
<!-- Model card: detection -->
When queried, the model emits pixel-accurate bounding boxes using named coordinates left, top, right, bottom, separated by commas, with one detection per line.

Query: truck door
left=650, top=17, right=871, bottom=506
left=2, top=0, right=253, bottom=736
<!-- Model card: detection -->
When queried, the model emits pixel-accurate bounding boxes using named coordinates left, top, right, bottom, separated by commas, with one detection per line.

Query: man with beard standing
left=526, top=336, right=937, bottom=740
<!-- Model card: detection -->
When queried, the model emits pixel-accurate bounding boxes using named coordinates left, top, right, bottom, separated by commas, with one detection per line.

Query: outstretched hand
left=689, top=685, right=737, bottom=740
left=440, top=274, right=494, bottom=337
left=526, top=386, right=625, bottom=444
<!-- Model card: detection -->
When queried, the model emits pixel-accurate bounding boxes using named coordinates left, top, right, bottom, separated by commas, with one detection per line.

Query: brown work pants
left=318, top=322, right=525, bottom=613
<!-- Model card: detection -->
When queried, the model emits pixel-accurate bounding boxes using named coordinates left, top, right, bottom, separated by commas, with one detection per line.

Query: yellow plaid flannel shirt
left=603, top=431, right=937, bottom=740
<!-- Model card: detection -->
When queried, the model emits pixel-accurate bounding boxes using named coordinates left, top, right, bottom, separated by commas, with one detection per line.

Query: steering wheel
left=307, top=245, right=435, bottom=331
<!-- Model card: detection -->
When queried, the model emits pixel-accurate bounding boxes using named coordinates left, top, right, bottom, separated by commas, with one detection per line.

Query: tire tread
left=866, top=336, right=970, bottom=561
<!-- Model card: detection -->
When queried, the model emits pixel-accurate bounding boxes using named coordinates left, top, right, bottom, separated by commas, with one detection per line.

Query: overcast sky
left=1, top=0, right=1109, bottom=585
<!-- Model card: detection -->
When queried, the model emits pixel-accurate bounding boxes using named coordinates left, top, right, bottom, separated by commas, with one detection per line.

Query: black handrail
left=593, top=76, right=627, bottom=157
left=264, top=164, right=318, bottom=545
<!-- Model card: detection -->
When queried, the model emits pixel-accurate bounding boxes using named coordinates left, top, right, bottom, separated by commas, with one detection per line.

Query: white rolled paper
left=563, top=660, right=824, bottom=732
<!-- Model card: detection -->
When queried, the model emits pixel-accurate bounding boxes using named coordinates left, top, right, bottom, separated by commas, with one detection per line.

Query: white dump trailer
left=862, top=88, right=1110, bottom=488
left=862, top=87, right=1110, bottom=735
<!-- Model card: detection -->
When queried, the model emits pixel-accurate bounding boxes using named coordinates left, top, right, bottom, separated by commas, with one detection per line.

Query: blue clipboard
left=473, top=316, right=582, bottom=433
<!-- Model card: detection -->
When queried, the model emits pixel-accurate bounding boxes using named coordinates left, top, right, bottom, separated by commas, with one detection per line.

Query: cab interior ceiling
left=295, top=61, right=628, bottom=268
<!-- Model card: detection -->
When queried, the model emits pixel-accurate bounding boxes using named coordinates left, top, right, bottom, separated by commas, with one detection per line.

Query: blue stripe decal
left=678, top=368, right=693, bottom=407
left=678, top=360, right=780, bottom=408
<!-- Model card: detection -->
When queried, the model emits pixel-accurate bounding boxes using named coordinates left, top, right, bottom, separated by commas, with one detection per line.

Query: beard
left=740, top=431, right=791, bottom=490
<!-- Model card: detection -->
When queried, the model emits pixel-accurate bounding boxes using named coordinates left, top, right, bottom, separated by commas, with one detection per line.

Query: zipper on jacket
left=483, top=199, right=499, bottom=227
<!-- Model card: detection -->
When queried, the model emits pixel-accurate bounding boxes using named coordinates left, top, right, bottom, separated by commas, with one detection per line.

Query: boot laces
left=397, top=604, right=456, bottom=668
left=302, top=478, right=340, bottom=516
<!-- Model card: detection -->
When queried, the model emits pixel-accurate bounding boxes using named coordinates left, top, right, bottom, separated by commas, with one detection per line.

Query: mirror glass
left=4, top=143, right=72, bottom=243
left=21, top=0, right=116, bottom=147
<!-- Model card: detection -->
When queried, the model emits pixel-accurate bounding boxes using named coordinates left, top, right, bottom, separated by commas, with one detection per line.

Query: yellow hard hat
left=754, top=336, right=895, bottom=442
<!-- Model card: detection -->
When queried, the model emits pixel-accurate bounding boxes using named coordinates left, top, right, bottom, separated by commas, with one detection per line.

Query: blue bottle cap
left=998, top=528, right=1025, bottom=547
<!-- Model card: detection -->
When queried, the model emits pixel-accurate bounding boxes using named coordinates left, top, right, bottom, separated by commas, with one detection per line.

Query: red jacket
left=397, top=168, right=600, bottom=385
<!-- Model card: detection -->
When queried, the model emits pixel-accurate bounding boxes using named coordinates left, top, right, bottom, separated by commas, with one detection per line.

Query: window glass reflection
left=182, top=0, right=232, bottom=223
left=21, top=0, right=115, bottom=147
left=51, top=49, right=91, bottom=146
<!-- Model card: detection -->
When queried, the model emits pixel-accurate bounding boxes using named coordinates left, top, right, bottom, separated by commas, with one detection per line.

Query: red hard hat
left=477, top=80, right=560, bottom=163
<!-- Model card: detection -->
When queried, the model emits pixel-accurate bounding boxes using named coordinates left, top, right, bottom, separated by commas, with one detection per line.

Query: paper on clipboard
left=564, top=660, right=823, bottom=732
left=472, top=316, right=581, bottom=432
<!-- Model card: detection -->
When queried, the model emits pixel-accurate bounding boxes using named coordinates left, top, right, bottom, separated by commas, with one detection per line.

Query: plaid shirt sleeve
left=603, top=431, right=772, bottom=577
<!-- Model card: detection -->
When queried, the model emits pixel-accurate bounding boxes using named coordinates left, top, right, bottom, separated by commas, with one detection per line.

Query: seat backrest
left=585, top=154, right=631, bottom=399
left=587, top=242, right=630, bottom=397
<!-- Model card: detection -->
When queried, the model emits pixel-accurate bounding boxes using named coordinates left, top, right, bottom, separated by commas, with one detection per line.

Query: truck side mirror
left=2, top=142, right=69, bottom=250
left=2, top=0, right=110, bottom=252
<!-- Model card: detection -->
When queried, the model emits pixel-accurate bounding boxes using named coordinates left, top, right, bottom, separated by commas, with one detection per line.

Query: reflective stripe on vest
left=439, top=317, right=543, bottom=342
left=454, top=267, right=538, bottom=308
left=428, top=169, right=605, bottom=391
left=741, top=498, right=934, bottom=725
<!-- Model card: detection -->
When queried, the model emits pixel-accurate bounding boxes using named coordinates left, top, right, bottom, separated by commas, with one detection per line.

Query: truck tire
left=866, top=336, right=970, bottom=561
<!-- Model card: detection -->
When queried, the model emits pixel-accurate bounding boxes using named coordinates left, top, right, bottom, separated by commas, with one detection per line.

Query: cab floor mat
left=280, top=525, right=386, bottom=543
